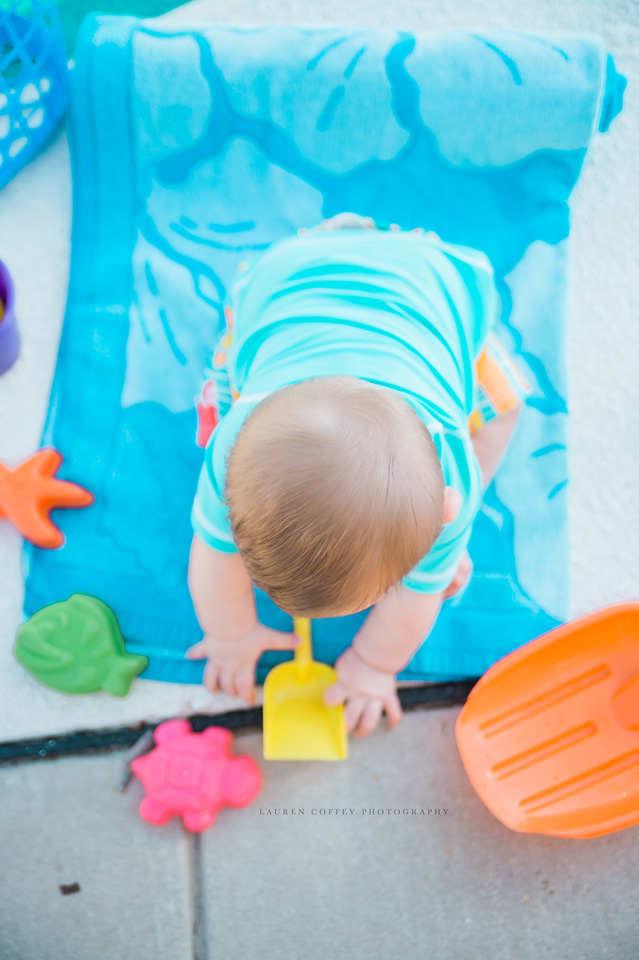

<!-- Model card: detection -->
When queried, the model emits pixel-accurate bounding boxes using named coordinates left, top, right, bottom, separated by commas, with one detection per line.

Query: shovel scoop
left=456, top=603, right=639, bottom=838
left=263, top=618, right=348, bottom=761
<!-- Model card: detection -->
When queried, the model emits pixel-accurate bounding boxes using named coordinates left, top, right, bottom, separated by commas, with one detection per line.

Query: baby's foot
left=299, top=212, right=377, bottom=234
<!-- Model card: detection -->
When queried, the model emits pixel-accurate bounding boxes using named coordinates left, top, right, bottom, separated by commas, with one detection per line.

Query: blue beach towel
left=24, top=19, right=625, bottom=684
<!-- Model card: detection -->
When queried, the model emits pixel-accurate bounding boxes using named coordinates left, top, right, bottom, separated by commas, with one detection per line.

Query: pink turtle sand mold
left=131, top=719, right=263, bottom=832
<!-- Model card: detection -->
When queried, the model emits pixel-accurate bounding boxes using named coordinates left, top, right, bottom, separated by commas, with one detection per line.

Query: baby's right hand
left=186, top=623, right=301, bottom=704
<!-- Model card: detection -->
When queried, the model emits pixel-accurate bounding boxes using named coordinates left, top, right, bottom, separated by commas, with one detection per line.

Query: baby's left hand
left=323, top=646, right=403, bottom=738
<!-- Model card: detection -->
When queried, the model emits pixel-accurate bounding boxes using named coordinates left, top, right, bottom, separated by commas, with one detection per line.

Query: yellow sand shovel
left=263, top=617, right=348, bottom=761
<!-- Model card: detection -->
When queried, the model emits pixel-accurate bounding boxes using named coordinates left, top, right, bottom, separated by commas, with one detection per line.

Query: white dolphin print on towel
left=493, top=240, right=569, bottom=621
left=121, top=137, right=324, bottom=414
left=205, top=28, right=410, bottom=175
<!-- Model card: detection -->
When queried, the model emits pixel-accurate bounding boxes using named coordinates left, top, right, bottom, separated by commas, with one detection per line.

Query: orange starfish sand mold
left=0, top=448, right=94, bottom=549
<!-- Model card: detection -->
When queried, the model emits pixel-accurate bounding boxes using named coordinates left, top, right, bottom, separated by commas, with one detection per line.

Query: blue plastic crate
left=0, top=0, right=68, bottom=188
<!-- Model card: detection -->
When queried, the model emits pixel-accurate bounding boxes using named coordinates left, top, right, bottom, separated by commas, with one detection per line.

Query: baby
left=187, top=213, right=529, bottom=738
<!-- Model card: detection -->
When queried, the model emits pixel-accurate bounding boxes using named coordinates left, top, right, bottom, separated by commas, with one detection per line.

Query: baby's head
left=224, top=375, right=445, bottom=618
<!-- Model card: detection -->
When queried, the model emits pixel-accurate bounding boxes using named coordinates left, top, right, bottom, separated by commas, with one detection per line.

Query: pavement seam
left=189, top=832, right=210, bottom=960
left=0, top=686, right=475, bottom=764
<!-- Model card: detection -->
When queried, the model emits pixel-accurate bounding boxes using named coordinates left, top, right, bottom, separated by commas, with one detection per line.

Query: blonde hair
left=224, top=375, right=445, bottom=617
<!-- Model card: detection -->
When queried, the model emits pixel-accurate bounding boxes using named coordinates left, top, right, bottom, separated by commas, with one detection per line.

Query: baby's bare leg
left=471, top=405, right=521, bottom=490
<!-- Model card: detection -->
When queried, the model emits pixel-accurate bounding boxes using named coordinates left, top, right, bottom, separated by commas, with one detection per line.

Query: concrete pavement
left=1, top=708, right=637, bottom=960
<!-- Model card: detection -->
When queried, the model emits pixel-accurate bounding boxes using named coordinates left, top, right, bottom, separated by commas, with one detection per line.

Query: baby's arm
left=187, top=535, right=300, bottom=702
left=352, top=585, right=445, bottom=676
left=323, top=585, right=445, bottom=737
left=188, top=534, right=258, bottom=641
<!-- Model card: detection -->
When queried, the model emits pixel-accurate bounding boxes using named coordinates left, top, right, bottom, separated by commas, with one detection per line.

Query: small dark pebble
left=59, top=883, right=81, bottom=896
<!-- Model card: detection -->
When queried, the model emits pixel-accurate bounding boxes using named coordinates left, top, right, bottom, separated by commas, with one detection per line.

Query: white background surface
left=0, top=0, right=637, bottom=742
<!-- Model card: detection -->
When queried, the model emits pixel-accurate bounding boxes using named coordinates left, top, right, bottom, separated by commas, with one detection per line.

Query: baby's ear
left=442, top=487, right=462, bottom=525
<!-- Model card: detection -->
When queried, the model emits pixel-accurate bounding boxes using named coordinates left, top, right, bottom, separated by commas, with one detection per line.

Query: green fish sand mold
left=14, top=594, right=148, bottom=696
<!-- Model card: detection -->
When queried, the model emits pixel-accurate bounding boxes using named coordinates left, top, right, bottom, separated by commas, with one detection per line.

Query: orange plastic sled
left=456, top=604, right=639, bottom=839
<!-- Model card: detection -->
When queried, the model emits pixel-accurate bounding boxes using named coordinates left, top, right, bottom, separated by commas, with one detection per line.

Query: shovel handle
left=293, top=617, right=312, bottom=669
